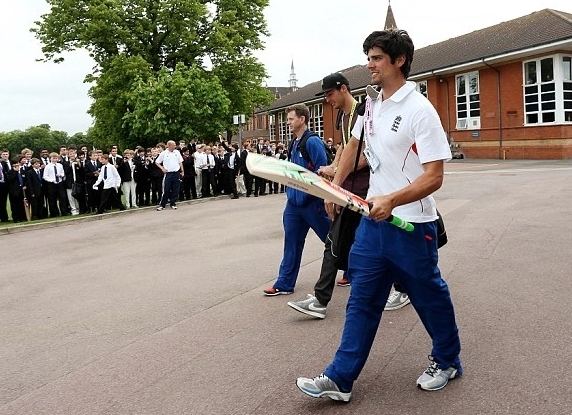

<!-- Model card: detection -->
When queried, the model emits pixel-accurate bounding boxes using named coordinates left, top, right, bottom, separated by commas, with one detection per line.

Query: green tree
left=123, top=63, right=230, bottom=147
left=87, top=55, right=153, bottom=149
left=33, top=0, right=271, bottom=146
left=0, top=125, right=69, bottom=156
left=212, top=56, right=273, bottom=136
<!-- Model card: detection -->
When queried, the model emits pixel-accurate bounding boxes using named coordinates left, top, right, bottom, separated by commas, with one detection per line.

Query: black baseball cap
left=315, top=73, right=349, bottom=96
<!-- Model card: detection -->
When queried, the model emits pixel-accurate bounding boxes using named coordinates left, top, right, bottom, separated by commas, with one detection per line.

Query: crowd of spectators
left=0, top=138, right=292, bottom=224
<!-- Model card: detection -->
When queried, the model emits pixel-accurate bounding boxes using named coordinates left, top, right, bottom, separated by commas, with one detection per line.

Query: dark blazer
left=213, top=154, right=224, bottom=176
left=109, top=155, right=123, bottom=169
left=148, top=157, right=164, bottom=179
left=84, top=160, right=100, bottom=184
left=76, top=160, right=87, bottom=184
left=1, top=160, right=10, bottom=176
left=182, top=156, right=196, bottom=177
left=64, top=161, right=82, bottom=188
left=118, top=160, right=134, bottom=182
left=5, top=170, right=25, bottom=198
left=25, top=168, right=44, bottom=198
left=238, top=150, right=250, bottom=175
left=133, top=156, right=148, bottom=183
left=223, top=152, right=241, bottom=176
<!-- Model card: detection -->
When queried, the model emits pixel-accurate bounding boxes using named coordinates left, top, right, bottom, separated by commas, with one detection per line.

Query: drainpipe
left=483, top=60, right=503, bottom=159
left=438, top=76, right=452, bottom=139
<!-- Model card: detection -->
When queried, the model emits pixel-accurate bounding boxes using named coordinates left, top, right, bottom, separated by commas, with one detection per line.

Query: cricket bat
left=246, top=153, right=413, bottom=232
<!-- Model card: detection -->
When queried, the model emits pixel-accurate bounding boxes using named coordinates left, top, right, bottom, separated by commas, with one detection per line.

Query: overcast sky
left=1, top=0, right=570, bottom=134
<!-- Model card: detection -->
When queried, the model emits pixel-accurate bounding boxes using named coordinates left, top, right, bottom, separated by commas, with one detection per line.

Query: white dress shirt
left=204, top=154, right=215, bottom=170
left=94, top=163, right=121, bottom=189
left=42, top=162, right=65, bottom=184
left=194, top=152, right=207, bottom=169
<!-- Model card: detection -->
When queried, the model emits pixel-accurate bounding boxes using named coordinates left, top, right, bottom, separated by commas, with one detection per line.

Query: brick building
left=258, top=8, right=572, bottom=159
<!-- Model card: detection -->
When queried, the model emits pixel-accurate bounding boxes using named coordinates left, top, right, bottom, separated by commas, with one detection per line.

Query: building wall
left=264, top=57, right=571, bottom=159
left=429, top=59, right=571, bottom=159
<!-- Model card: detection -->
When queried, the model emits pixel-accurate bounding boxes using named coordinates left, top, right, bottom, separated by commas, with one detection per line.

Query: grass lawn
left=1, top=196, right=120, bottom=230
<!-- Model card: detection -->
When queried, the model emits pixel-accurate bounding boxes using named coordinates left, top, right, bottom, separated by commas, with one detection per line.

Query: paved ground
left=1, top=159, right=571, bottom=415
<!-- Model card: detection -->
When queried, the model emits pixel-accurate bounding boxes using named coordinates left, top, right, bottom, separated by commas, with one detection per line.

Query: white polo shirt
left=194, top=151, right=206, bottom=169
left=352, top=81, right=451, bottom=223
left=156, top=149, right=183, bottom=172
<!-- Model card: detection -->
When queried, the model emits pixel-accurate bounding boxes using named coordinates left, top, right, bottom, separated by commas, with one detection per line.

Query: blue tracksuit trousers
left=273, top=199, right=330, bottom=292
left=324, top=218, right=462, bottom=392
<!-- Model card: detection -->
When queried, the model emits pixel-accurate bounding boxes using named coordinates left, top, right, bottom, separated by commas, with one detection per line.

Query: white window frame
left=416, top=80, right=428, bottom=98
left=455, top=71, right=480, bottom=130
left=523, top=54, right=572, bottom=125
left=561, top=55, right=572, bottom=123
left=278, top=111, right=289, bottom=144
left=269, top=114, right=275, bottom=142
left=308, top=103, right=324, bottom=137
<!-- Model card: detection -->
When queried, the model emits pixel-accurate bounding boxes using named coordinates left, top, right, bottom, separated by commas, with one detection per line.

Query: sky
left=1, top=0, right=570, bottom=135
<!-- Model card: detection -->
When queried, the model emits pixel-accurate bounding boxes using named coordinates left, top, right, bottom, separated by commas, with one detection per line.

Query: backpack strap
left=288, top=130, right=321, bottom=170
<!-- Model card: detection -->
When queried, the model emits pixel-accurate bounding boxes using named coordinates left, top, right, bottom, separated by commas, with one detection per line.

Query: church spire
left=384, top=1, right=397, bottom=30
left=289, top=60, right=298, bottom=91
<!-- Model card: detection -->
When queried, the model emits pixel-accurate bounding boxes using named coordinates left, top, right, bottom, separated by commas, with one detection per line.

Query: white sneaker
left=384, top=288, right=410, bottom=311
left=296, top=374, right=351, bottom=402
left=417, top=356, right=461, bottom=391
left=287, top=294, right=326, bottom=319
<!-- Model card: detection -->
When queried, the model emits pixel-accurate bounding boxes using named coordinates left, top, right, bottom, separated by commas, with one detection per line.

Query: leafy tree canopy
left=32, top=0, right=272, bottom=147
left=122, top=63, right=231, bottom=148
left=0, top=125, right=70, bottom=157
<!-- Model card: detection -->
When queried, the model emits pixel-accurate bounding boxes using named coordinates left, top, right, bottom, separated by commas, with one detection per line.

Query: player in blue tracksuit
left=263, top=104, right=331, bottom=296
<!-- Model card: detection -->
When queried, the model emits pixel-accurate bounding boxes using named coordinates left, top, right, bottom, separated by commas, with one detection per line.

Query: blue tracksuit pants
left=324, top=218, right=462, bottom=392
left=273, top=199, right=330, bottom=292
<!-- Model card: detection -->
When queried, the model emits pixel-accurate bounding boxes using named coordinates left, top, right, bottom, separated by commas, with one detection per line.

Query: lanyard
left=341, top=100, right=357, bottom=146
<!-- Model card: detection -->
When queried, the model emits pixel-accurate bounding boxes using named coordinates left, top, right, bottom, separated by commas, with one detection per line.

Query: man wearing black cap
left=286, top=72, right=371, bottom=318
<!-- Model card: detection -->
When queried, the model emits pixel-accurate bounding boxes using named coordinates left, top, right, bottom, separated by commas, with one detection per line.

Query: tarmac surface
left=1, top=159, right=572, bottom=415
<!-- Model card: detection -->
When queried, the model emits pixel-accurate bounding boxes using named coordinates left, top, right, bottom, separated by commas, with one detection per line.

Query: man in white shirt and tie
left=155, top=140, right=184, bottom=210
left=93, top=153, right=125, bottom=214
left=219, top=138, right=241, bottom=199
left=200, top=146, right=216, bottom=198
left=193, top=144, right=206, bottom=198
left=39, top=149, right=50, bottom=167
left=43, top=152, right=70, bottom=217
left=109, top=146, right=123, bottom=168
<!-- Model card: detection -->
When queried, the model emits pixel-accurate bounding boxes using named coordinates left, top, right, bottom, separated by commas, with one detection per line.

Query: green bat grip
left=367, top=202, right=414, bottom=232
left=387, top=215, right=414, bottom=232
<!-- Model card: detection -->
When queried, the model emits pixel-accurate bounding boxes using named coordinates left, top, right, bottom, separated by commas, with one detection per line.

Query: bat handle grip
left=387, top=215, right=414, bottom=232
left=367, top=202, right=415, bottom=232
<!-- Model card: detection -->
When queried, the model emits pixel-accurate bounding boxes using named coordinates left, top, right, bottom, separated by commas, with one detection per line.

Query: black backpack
left=287, top=130, right=334, bottom=170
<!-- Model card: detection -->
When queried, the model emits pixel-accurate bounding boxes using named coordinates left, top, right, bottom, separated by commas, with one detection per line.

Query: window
left=523, top=55, right=571, bottom=124
left=416, top=80, right=428, bottom=98
left=355, top=94, right=366, bottom=103
left=563, top=57, right=572, bottom=122
left=456, top=72, right=480, bottom=129
left=308, top=103, right=324, bottom=137
left=278, top=111, right=289, bottom=144
left=269, top=114, right=275, bottom=142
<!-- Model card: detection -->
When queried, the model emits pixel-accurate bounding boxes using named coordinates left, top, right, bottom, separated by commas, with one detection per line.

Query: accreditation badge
left=363, top=145, right=380, bottom=173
